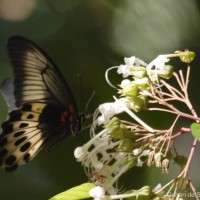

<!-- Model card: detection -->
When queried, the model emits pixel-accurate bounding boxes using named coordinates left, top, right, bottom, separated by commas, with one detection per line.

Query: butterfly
left=0, top=36, right=85, bottom=172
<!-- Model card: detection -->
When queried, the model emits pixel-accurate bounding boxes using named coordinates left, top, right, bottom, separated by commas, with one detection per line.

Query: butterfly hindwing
left=0, top=36, right=81, bottom=171
left=0, top=102, right=75, bottom=171
left=0, top=103, right=46, bottom=171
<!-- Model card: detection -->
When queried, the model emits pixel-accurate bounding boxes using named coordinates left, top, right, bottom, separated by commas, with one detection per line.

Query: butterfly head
left=71, top=113, right=86, bottom=135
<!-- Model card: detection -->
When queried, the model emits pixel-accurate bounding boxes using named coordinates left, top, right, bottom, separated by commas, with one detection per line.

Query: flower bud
left=105, top=117, right=121, bottom=129
left=123, top=186, right=152, bottom=200
left=117, top=139, right=141, bottom=153
left=120, top=79, right=131, bottom=87
left=119, top=82, right=139, bottom=98
left=175, top=50, right=195, bottom=63
left=133, top=77, right=149, bottom=88
left=158, top=65, right=174, bottom=79
left=161, top=158, right=169, bottom=173
left=126, top=155, right=138, bottom=168
left=132, top=97, right=145, bottom=112
left=129, top=95, right=148, bottom=112
left=137, top=186, right=152, bottom=200
left=138, top=95, right=149, bottom=107
left=74, top=147, right=85, bottom=159
left=130, top=66, right=147, bottom=78
left=154, top=152, right=163, bottom=168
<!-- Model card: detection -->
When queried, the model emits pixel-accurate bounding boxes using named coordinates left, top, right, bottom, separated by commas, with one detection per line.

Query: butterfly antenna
left=85, top=90, right=95, bottom=113
left=79, top=91, right=95, bottom=133
left=76, top=73, right=86, bottom=111
left=81, top=123, right=92, bottom=132
left=76, top=73, right=95, bottom=114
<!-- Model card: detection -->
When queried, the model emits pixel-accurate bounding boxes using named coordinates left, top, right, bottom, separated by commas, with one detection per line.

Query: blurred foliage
left=0, top=0, right=200, bottom=199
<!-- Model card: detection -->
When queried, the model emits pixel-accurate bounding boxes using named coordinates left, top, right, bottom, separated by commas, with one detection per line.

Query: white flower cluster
left=74, top=119, right=135, bottom=194
left=74, top=55, right=172, bottom=196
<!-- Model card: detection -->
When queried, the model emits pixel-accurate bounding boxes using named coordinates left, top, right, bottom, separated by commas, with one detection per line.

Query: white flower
left=147, top=55, right=169, bottom=71
left=125, top=56, right=147, bottom=67
left=74, top=117, right=132, bottom=195
left=117, top=64, right=131, bottom=78
left=153, top=55, right=169, bottom=69
left=98, top=98, right=128, bottom=125
left=89, top=186, right=108, bottom=200
left=117, top=56, right=147, bottom=78
left=91, top=153, right=104, bottom=170
left=74, top=147, right=85, bottom=159
left=146, top=55, right=170, bottom=84
left=124, top=56, right=137, bottom=66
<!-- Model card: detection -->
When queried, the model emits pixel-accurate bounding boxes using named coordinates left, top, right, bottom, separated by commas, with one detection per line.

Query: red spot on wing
left=60, top=106, right=75, bottom=125
left=60, top=111, right=68, bottom=125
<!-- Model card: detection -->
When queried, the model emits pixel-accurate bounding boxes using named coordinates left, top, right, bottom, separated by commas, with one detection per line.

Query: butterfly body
left=0, top=36, right=83, bottom=171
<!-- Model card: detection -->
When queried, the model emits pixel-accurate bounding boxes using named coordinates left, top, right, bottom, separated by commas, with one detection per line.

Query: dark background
left=0, top=0, right=200, bottom=199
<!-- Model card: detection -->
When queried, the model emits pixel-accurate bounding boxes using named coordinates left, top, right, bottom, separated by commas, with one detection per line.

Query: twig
left=147, top=107, right=200, bottom=121
left=161, top=79, right=185, bottom=99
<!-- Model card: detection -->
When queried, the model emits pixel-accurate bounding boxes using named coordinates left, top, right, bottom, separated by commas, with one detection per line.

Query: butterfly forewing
left=7, top=36, right=78, bottom=111
left=0, top=36, right=82, bottom=171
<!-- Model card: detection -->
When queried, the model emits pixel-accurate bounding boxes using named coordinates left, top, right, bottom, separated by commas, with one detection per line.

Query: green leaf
left=49, top=183, right=96, bottom=200
left=191, top=123, right=200, bottom=141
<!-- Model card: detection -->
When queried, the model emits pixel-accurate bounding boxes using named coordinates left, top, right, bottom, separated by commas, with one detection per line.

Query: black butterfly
left=0, top=36, right=84, bottom=172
